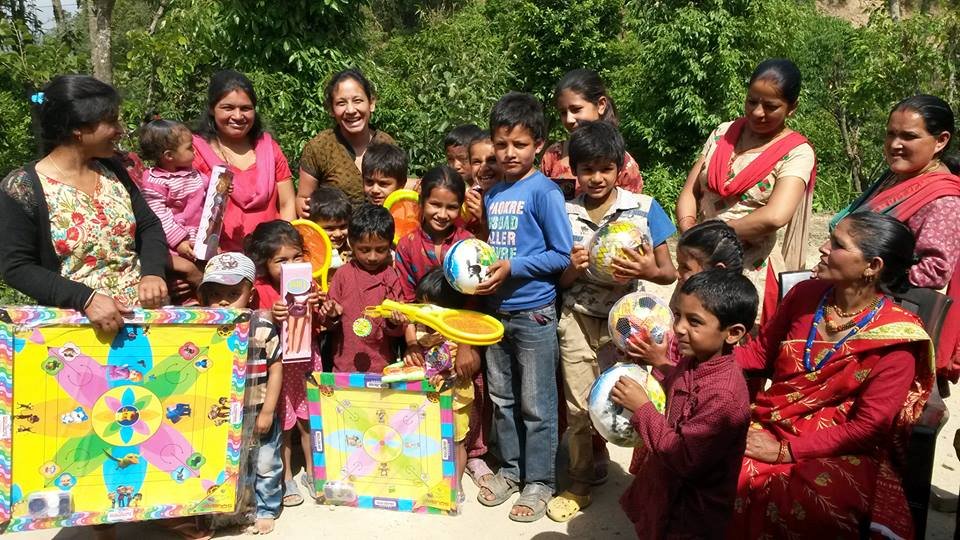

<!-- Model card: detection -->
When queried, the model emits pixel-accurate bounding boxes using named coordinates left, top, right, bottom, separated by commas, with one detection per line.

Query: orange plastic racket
left=364, top=299, right=504, bottom=346
left=384, top=189, right=421, bottom=244
left=291, top=219, right=332, bottom=291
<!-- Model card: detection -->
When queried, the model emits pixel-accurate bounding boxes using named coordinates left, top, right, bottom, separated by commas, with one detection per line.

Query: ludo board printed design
left=0, top=307, right=249, bottom=531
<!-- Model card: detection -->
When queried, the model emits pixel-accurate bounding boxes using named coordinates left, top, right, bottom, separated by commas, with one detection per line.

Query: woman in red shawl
left=831, top=95, right=960, bottom=382
left=676, top=58, right=816, bottom=323
left=730, top=212, right=934, bottom=539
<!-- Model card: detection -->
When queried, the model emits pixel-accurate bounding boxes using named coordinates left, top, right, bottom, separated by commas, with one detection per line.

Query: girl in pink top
left=192, top=70, right=296, bottom=253
left=542, top=69, right=644, bottom=197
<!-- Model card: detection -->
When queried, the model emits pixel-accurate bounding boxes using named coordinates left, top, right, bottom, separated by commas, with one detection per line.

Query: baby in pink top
left=139, top=119, right=206, bottom=259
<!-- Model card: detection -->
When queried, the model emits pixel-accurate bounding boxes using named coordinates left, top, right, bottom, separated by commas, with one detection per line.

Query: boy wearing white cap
left=200, top=253, right=284, bottom=535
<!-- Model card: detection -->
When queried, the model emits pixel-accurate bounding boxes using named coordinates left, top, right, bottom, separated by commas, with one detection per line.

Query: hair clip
left=30, top=92, right=44, bottom=104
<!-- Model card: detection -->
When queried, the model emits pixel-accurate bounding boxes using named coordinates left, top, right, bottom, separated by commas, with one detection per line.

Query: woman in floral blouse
left=831, top=95, right=960, bottom=382
left=0, top=75, right=168, bottom=332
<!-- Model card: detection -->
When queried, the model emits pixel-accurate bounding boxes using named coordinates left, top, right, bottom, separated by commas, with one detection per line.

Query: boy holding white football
left=614, top=268, right=754, bottom=539
left=549, top=120, right=676, bottom=522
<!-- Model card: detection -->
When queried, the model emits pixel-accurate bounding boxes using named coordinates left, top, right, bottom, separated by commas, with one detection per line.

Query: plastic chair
left=776, top=273, right=952, bottom=538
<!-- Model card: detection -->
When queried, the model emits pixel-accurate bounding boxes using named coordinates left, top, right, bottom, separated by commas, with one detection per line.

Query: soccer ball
left=443, top=238, right=498, bottom=295
left=587, top=363, right=666, bottom=447
left=587, top=220, right=651, bottom=282
left=608, top=292, right=672, bottom=351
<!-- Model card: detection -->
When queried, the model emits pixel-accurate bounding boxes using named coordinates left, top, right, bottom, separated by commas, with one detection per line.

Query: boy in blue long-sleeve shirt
left=475, top=92, right=572, bottom=522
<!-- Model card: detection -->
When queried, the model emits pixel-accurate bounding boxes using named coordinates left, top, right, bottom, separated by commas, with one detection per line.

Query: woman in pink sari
left=831, top=95, right=960, bottom=382
left=192, top=70, right=295, bottom=253
left=676, top=59, right=816, bottom=324
left=730, top=212, right=934, bottom=539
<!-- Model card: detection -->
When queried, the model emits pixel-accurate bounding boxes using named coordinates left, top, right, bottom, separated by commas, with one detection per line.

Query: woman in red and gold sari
left=676, top=58, right=816, bottom=324
left=729, top=212, right=934, bottom=539
left=831, top=95, right=960, bottom=382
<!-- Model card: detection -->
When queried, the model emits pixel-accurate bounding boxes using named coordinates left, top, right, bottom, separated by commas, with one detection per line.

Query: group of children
left=136, top=70, right=764, bottom=538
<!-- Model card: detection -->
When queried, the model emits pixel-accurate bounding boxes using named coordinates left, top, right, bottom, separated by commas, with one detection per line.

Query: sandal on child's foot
left=508, top=485, right=551, bottom=523
left=465, top=458, right=496, bottom=489
left=299, top=473, right=316, bottom=501
left=546, top=490, right=592, bottom=522
left=282, top=478, right=303, bottom=507
left=476, top=472, right=518, bottom=507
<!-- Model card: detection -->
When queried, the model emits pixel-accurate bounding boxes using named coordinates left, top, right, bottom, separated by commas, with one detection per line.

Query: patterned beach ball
left=588, top=363, right=666, bottom=447
left=587, top=220, right=651, bottom=282
left=607, top=292, right=673, bottom=351
left=443, top=238, right=498, bottom=295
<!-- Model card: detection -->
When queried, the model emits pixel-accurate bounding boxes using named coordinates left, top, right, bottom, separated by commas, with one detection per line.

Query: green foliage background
left=1, top=0, right=959, bottom=303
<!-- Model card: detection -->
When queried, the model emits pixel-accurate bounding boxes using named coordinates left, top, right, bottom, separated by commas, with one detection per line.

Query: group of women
left=1, top=58, right=959, bottom=538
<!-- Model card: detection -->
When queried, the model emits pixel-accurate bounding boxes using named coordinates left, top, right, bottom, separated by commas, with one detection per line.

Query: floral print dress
left=38, top=167, right=142, bottom=306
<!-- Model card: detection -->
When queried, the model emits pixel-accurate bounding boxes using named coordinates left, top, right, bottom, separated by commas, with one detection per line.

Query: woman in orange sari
left=730, top=212, right=933, bottom=539
left=831, top=95, right=960, bottom=382
left=676, top=58, right=816, bottom=323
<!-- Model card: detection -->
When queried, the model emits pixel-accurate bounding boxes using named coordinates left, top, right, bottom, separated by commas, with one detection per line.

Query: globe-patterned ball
left=443, top=238, right=498, bottom=295
left=608, top=292, right=673, bottom=351
left=588, top=363, right=666, bottom=447
left=587, top=220, right=651, bottom=282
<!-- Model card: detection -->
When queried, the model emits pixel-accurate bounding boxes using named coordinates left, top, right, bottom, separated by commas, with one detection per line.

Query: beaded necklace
left=803, top=288, right=885, bottom=372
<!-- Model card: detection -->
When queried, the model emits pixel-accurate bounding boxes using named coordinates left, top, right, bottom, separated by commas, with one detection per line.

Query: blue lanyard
left=803, top=289, right=884, bottom=372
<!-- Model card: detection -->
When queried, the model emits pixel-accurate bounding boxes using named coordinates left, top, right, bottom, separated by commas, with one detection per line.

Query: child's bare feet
left=255, top=518, right=275, bottom=535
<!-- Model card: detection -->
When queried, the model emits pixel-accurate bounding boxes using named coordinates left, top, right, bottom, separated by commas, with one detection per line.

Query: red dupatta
left=753, top=301, right=933, bottom=451
left=709, top=118, right=818, bottom=327
left=732, top=281, right=933, bottom=539
left=867, top=170, right=960, bottom=381
left=707, top=117, right=815, bottom=198
left=865, top=171, right=960, bottom=221
left=192, top=133, right=277, bottom=211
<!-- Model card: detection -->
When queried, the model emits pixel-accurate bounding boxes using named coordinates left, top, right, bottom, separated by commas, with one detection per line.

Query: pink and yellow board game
left=0, top=307, right=249, bottom=531
left=306, top=372, right=457, bottom=514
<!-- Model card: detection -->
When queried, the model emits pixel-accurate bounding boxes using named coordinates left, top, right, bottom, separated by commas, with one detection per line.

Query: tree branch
left=147, top=0, right=168, bottom=36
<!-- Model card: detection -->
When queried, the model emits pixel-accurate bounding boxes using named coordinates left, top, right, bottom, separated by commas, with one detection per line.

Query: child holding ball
left=615, top=269, right=754, bottom=539
left=549, top=120, right=675, bottom=523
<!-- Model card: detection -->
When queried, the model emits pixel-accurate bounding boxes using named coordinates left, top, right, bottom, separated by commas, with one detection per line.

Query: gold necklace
left=918, top=159, right=942, bottom=175
left=825, top=295, right=883, bottom=333
left=48, top=157, right=94, bottom=187
left=214, top=137, right=235, bottom=168
left=49, top=157, right=70, bottom=180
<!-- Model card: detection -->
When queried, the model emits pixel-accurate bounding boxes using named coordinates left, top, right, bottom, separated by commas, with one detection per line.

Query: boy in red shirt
left=320, top=204, right=406, bottom=373
left=613, top=268, right=755, bottom=539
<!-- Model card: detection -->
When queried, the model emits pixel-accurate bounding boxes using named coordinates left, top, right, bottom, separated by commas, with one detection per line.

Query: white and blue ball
left=443, top=238, right=498, bottom=295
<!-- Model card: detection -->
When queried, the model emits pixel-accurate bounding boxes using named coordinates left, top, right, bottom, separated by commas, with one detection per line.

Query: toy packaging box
left=306, top=372, right=457, bottom=514
left=0, top=306, right=250, bottom=531
left=194, top=165, right=233, bottom=261
left=280, top=262, right=314, bottom=363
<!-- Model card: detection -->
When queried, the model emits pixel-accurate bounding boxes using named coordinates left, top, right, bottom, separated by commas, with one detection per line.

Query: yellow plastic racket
left=384, top=189, right=420, bottom=244
left=291, top=219, right=333, bottom=291
left=364, top=299, right=504, bottom=346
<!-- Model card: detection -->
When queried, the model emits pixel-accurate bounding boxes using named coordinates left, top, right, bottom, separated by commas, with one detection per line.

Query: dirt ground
left=13, top=214, right=960, bottom=539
